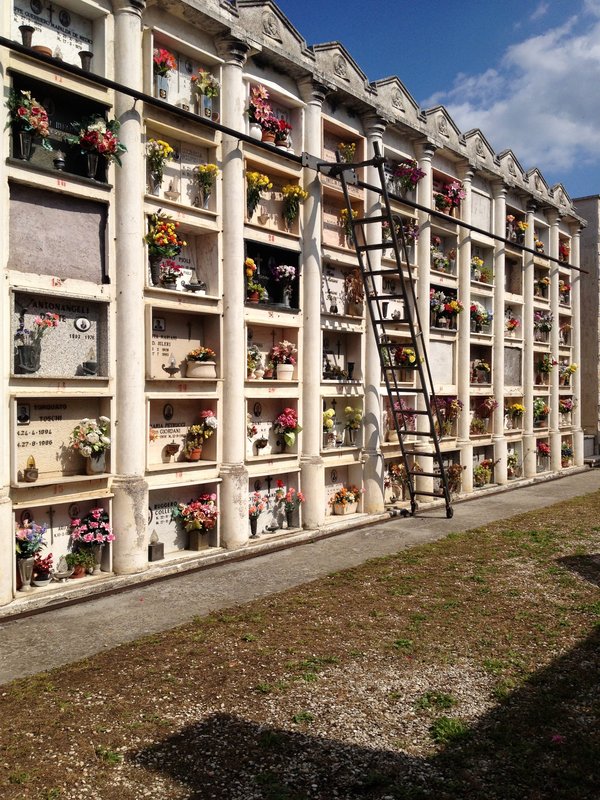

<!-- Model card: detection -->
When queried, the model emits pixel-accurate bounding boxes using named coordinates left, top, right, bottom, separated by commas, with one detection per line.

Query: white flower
left=99, top=416, right=110, bottom=423
left=100, top=436, right=111, bottom=445
left=80, top=445, right=93, bottom=457
left=81, top=418, right=90, bottom=424
left=86, top=432, right=100, bottom=444
left=205, top=417, right=218, bottom=429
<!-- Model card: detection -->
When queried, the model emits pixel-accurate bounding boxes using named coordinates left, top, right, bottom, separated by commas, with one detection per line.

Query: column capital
left=490, top=179, right=509, bottom=200
left=111, top=0, right=145, bottom=14
left=415, top=140, right=437, bottom=160
left=215, top=35, right=252, bottom=67
left=361, top=112, right=387, bottom=139
left=526, top=200, right=537, bottom=215
left=298, top=76, right=331, bottom=105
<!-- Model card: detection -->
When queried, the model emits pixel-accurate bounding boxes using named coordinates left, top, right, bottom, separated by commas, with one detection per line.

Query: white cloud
left=422, top=4, right=600, bottom=181
left=530, top=2, right=549, bottom=22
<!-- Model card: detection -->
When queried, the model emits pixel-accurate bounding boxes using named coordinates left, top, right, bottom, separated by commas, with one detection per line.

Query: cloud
left=422, top=4, right=600, bottom=182
left=530, top=2, right=549, bottom=21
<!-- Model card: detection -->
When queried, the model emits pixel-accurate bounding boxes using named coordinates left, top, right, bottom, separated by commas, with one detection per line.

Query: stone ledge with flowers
left=330, top=485, right=362, bottom=516
left=6, top=88, right=53, bottom=162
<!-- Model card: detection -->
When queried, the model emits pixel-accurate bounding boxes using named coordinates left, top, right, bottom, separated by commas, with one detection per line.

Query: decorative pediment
left=497, top=149, right=525, bottom=182
left=551, top=183, right=572, bottom=209
left=526, top=167, right=549, bottom=198
left=311, top=41, right=373, bottom=95
left=423, top=106, right=463, bottom=149
left=237, top=0, right=314, bottom=61
left=371, top=76, right=422, bottom=126
left=464, top=128, right=496, bottom=164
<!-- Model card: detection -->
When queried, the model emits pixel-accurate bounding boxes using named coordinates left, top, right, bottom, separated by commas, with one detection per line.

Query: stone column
left=456, top=166, right=474, bottom=493
left=111, top=0, right=149, bottom=575
left=570, top=227, right=584, bottom=464
left=492, top=181, right=507, bottom=483
left=298, top=77, right=328, bottom=528
left=547, top=209, right=561, bottom=472
left=216, top=35, right=251, bottom=548
left=522, top=201, right=537, bottom=478
left=361, top=114, right=387, bottom=514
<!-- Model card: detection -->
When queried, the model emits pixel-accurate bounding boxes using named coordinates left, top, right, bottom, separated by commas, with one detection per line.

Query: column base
left=300, top=455, right=326, bottom=528
left=111, top=475, right=150, bottom=575
left=220, top=462, right=250, bottom=549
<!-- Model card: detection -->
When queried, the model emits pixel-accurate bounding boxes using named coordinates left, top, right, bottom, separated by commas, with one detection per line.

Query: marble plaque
left=12, top=292, right=107, bottom=377
left=148, top=484, right=218, bottom=553
left=429, top=340, right=454, bottom=385
left=504, top=347, right=522, bottom=386
left=322, top=204, right=346, bottom=249
left=149, top=311, right=216, bottom=379
left=13, top=2, right=93, bottom=62
left=14, top=397, right=107, bottom=480
left=321, top=264, right=346, bottom=313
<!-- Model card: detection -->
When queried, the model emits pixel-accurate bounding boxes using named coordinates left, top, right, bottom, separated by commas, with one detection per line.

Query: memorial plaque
left=13, top=397, right=108, bottom=481
left=429, top=341, right=454, bottom=385
left=322, top=204, right=346, bottom=249
left=13, top=2, right=93, bottom=64
left=179, top=143, right=210, bottom=208
left=247, top=476, right=294, bottom=534
left=14, top=500, right=107, bottom=563
left=148, top=484, right=218, bottom=553
left=504, top=347, right=522, bottom=386
left=149, top=310, right=218, bottom=379
left=148, top=399, right=217, bottom=466
left=321, top=264, right=346, bottom=313
left=12, top=292, right=107, bottom=377
left=246, top=398, right=297, bottom=458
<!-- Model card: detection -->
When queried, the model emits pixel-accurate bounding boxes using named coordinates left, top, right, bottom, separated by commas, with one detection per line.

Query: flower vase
left=185, top=446, right=203, bottom=462
left=186, top=360, right=217, bottom=379
left=249, top=123, right=262, bottom=140
left=262, top=132, right=276, bottom=144
left=286, top=510, right=294, bottom=529
left=155, top=73, right=169, bottom=101
left=161, top=278, right=177, bottom=291
left=86, top=451, right=106, bottom=475
left=333, top=502, right=358, bottom=516
left=86, top=152, right=99, bottom=180
left=281, top=283, right=293, bottom=307
left=19, top=24, right=35, bottom=47
left=16, top=130, right=33, bottom=161
left=149, top=254, right=162, bottom=286
left=345, top=428, right=357, bottom=446
left=199, top=95, right=212, bottom=119
left=276, top=363, right=294, bottom=381
left=188, top=529, right=210, bottom=551
left=16, top=343, right=41, bottom=374
left=149, top=171, right=162, bottom=196
left=200, top=189, right=211, bottom=210
left=249, top=516, right=259, bottom=538
left=17, top=557, right=35, bottom=592
left=91, top=543, right=103, bottom=574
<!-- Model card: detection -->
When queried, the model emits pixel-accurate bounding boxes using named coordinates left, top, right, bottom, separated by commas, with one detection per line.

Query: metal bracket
left=301, top=152, right=358, bottom=185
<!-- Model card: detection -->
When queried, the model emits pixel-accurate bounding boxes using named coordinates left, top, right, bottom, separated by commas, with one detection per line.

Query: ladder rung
left=352, top=214, right=388, bottom=225
left=410, top=470, right=441, bottom=479
left=401, top=449, right=440, bottom=457
left=365, top=268, right=409, bottom=278
left=413, top=490, right=447, bottom=498
left=356, top=242, right=390, bottom=252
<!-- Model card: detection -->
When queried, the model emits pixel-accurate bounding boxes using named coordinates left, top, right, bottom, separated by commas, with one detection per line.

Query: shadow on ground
left=132, top=628, right=600, bottom=799
left=558, top=553, right=600, bottom=587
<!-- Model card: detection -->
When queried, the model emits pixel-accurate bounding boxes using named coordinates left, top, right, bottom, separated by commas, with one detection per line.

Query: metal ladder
left=305, top=141, right=453, bottom=518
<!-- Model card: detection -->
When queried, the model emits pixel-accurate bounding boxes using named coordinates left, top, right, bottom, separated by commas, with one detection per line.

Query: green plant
left=429, top=716, right=469, bottom=744
left=291, top=710, right=314, bottom=724
left=66, top=550, right=95, bottom=570
left=415, top=691, right=456, bottom=711
left=95, top=746, right=123, bottom=765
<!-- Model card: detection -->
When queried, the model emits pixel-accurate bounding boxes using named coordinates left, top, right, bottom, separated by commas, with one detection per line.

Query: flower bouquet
left=274, top=118, right=292, bottom=145
left=153, top=48, right=177, bottom=76
left=184, top=411, right=217, bottom=460
left=533, top=310, right=553, bottom=336
left=282, top=184, right=308, bottom=229
left=270, top=340, right=297, bottom=366
left=533, top=398, right=551, bottom=425
left=187, top=346, right=217, bottom=362
left=338, top=142, right=356, bottom=162
left=394, top=346, right=418, bottom=368
left=6, top=89, right=53, bottom=157
left=32, top=553, right=53, bottom=584
left=70, top=417, right=111, bottom=463
left=145, top=138, right=174, bottom=193
left=67, top=116, right=127, bottom=177
left=16, top=521, right=47, bottom=559
left=247, top=84, right=272, bottom=125
left=70, top=508, right=114, bottom=555
left=172, top=494, right=218, bottom=532
left=191, top=69, right=220, bottom=98
left=195, top=163, right=219, bottom=208
left=145, top=211, right=187, bottom=284
left=14, top=311, right=61, bottom=373
left=246, top=171, right=273, bottom=218
left=158, top=259, right=182, bottom=288
left=330, top=484, right=361, bottom=515
left=559, top=242, right=570, bottom=263
left=473, top=458, right=494, bottom=487
left=274, top=407, right=302, bottom=448
left=392, top=159, right=425, bottom=194
left=340, top=207, right=358, bottom=239
left=282, top=488, right=305, bottom=513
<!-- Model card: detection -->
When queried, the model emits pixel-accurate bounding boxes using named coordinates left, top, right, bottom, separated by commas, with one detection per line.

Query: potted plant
left=194, top=163, right=219, bottom=209
left=273, top=407, right=302, bottom=450
left=32, top=553, right=53, bottom=587
left=153, top=47, right=177, bottom=99
left=281, top=184, right=308, bottom=231
left=69, top=417, right=111, bottom=475
left=15, top=521, right=47, bottom=592
left=65, top=550, right=95, bottom=579
left=172, top=493, right=218, bottom=550
left=70, top=507, right=114, bottom=574
left=269, top=340, right=297, bottom=380
left=344, top=405, right=363, bottom=446
left=191, top=68, right=220, bottom=118
left=533, top=398, right=551, bottom=428
left=66, top=115, right=126, bottom=180
left=183, top=410, right=218, bottom=461
left=435, top=180, right=465, bottom=215
left=473, top=459, right=493, bottom=488
left=246, top=170, right=272, bottom=219
left=282, top=488, right=305, bottom=529
left=248, top=491, right=268, bottom=538
left=186, top=346, right=217, bottom=378
left=6, top=88, right=53, bottom=160
left=144, top=211, right=187, bottom=285
left=145, top=138, right=174, bottom=196
left=274, top=118, right=292, bottom=148
left=330, top=485, right=361, bottom=515
left=247, top=84, right=272, bottom=139
left=159, top=259, right=182, bottom=290
left=14, top=311, right=60, bottom=374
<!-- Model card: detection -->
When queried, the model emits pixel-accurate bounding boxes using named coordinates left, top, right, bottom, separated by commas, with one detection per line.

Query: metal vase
left=86, top=152, right=99, bottom=179
left=17, top=557, right=35, bottom=592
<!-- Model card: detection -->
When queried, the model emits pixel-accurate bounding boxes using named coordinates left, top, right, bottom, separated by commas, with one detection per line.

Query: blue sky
left=274, top=0, right=600, bottom=201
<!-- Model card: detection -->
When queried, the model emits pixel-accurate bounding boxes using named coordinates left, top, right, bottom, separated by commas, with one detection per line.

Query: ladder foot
left=446, top=506, right=454, bottom=519
left=400, top=508, right=410, bottom=518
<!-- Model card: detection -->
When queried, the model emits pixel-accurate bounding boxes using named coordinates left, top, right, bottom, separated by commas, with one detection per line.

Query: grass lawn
left=1, top=492, right=599, bottom=799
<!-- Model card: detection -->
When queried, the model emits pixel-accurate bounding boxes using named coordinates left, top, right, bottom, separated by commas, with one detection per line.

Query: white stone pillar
left=0, top=33, right=14, bottom=602
left=571, top=227, right=584, bottom=464
left=111, top=0, right=149, bottom=575
left=361, top=114, right=386, bottom=514
left=548, top=209, right=561, bottom=472
left=298, top=77, right=328, bottom=528
left=523, top=202, right=537, bottom=478
left=492, top=181, right=507, bottom=483
left=456, top=166, right=473, bottom=492
left=216, top=35, right=251, bottom=548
